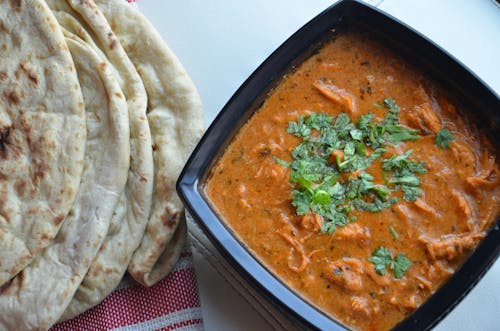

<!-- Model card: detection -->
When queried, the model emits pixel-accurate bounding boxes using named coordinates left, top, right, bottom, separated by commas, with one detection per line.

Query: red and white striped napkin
left=51, top=248, right=203, bottom=331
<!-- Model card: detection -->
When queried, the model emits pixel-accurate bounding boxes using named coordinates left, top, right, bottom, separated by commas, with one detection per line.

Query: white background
left=139, top=1, right=500, bottom=330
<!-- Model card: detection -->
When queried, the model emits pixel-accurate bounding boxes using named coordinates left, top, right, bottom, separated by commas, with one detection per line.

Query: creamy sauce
left=205, top=31, right=500, bottom=331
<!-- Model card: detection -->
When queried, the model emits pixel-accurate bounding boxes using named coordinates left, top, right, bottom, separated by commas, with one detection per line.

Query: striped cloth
left=51, top=249, right=203, bottom=331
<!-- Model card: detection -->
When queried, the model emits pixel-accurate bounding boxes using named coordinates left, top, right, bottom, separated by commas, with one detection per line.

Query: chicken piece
left=278, top=231, right=310, bottom=273
left=466, top=151, right=499, bottom=190
left=409, top=85, right=442, bottom=133
left=405, top=110, right=425, bottom=132
left=300, top=212, right=323, bottom=232
left=323, top=257, right=364, bottom=291
left=333, top=223, right=371, bottom=244
left=450, top=190, right=474, bottom=231
left=313, top=80, right=357, bottom=115
left=451, top=142, right=477, bottom=177
left=451, top=190, right=472, bottom=219
left=420, top=233, right=485, bottom=261
left=414, top=103, right=441, bottom=133
left=466, top=176, right=499, bottom=190
left=351, top=296, right=372, bottom=318
left=412, top=198, right=439, bottom=218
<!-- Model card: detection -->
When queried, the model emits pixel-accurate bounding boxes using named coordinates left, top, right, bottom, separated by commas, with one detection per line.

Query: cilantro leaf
left=334, top=113, right=352, bottom=131
left=401, top=185, right=423, bottom=202
left=392, top=253, right=412, bottom=279
left=368, top=247, right=393, bottom=275
left=312, top=189, right=331, bottom=205
left=385, top=125, right=420, bottom=144
left=382, top=150, right=427, bottom=174
left=382, top=150, right=427, bottom=201
left=291, top=190, right=312, bottom=215
left=369, top=247, right=411, bottom=278
left=382, top=98, right=401, bottom=126
left=390, top=175, right=421, bottom=186
left=354, top=196, right=398, bottom=212
left=305, top=112, right=333, bottom=130
left=287, top=115, right=311, bottom=137
left=435, top=128, right=455, bottom=148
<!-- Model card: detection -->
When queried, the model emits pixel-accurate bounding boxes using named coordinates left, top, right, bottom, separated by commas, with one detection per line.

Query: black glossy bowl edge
left=177, top=1, right=500, bottom=330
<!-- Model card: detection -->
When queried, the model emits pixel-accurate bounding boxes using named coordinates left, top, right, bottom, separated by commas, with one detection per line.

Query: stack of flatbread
left=0, top=0, right=204, bottom=329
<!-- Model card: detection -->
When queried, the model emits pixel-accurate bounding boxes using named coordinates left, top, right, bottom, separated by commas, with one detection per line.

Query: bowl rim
left=177, top=0, right=500, bottom=330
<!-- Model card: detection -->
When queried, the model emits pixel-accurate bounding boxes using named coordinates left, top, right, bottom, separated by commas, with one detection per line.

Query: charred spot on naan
left=18, top=63, right=40, bottom=86
left=0, top=126, right=13, bottom=158
left=106, top=31, right=118, bottom=50
left=161, top=206, right=179, bottom=228
left=3, top=90, right=20, bottom=105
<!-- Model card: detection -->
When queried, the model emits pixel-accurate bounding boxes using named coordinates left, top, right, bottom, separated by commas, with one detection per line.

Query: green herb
left=274, top=99, right=428, bottom=234
left=287, top=115, right=311, bottom=138
left=356, top=99, right=421, bottom=148
left=435, top=127, right=455, bottom=148
left=382, top=98, right=400, bottom=125
left=393, top=253, right=412, bottom=278
left=382, top=150, right=427, bottom=202
left=389, top=225, right=399, bottom=239
left=368, top=246, right=411, bottom=279
left=305, top=112, right=333, bottom=130
left=368, top=247, right=393, bottom=275
left=382, top=150, right=427, bottom=174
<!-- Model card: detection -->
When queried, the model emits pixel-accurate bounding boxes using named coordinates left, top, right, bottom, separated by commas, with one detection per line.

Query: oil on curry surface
left=205, top=30, right=500, bottom=331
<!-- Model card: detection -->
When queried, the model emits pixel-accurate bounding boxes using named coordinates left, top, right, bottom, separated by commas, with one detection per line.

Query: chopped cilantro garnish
left=368, top=247, right=393, bottom=275
left=393, top=253, right=412, bottom=278
left=382, top=98, right=400, bottom=125
left=274, top=99, right=428, bottom=234
left=382, top=150, right=427, bottom=201
left=287, top=115, right=311, bottom=137
left=306, top=112, right=333, bottom=130
left=357, top=99, right=420, bottom=148
left=435, top=127, right=455, bottom=148
left=382, top=150, right=427, bottom=174
left=368, top=246, right=411, bottom=279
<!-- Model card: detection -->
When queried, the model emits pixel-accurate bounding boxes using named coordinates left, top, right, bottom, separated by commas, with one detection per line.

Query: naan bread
left=0, top=36, right=130, bottom=330
left=43, top=1, right=154, bottom=319
left=90, top=0, right=205, bottom=287
left=0, top=0, right=86, bottom=286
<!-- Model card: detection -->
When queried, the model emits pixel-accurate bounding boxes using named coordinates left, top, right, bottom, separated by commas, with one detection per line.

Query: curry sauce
left=205, top=31, right=500, bottom=331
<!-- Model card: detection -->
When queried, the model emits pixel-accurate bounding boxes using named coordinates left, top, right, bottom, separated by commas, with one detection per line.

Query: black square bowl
left=177, top=0, right=500, bottom=329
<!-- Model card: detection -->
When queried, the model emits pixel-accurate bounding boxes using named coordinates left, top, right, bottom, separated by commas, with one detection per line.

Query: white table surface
left=139, top=1, right=500, bottom=330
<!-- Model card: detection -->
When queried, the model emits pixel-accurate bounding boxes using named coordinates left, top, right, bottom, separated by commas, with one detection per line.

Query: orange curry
left=205, top=31, right=500, bottom=331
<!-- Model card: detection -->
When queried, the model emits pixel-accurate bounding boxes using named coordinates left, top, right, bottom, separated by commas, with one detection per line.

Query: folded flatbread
left=0, top=0, right=86, bottom=287
left=43, top=0, right=155, bottom=319
left=91, top=0, right=205, bottom=287
left=0, top=35, right=130, bottom=330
